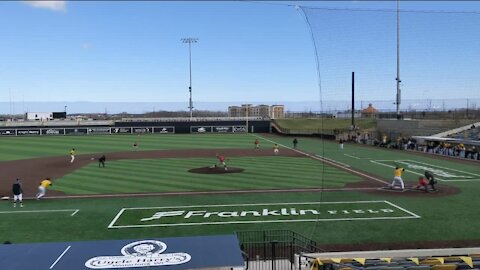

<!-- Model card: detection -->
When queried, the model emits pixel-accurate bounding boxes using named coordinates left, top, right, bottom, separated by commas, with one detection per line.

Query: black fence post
left=271, top=241, right=277, bottom=270
left=263, top=231, right=267, bottom=262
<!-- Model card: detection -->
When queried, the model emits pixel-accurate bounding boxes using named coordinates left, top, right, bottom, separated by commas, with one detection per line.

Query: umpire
left=12, top=178, right=23, bottom=208
left=425, top=171, right=437, bottom=191
left=98, top=155, right=106, bottom=168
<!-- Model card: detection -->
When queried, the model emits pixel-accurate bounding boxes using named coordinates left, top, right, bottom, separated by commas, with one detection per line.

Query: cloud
left=22, top=1, right=66, bottom=12
left=82, top=43, right=92, bottom=50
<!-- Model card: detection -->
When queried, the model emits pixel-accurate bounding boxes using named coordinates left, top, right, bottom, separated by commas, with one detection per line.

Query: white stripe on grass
left=252, top=134, right=389, bottom=185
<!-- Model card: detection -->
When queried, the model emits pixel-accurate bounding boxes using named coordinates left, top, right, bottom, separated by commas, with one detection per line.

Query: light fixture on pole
left=395, top=0, right=402, bottom=120
left=181, top=37, right=199, bottom=120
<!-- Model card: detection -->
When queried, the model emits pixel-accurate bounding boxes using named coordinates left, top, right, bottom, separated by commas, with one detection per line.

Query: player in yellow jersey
left=36, top=178, right=52, bottom=200
left=390, top=166, right=405, bottom=190
left=70, top=148, right=76, bottom=163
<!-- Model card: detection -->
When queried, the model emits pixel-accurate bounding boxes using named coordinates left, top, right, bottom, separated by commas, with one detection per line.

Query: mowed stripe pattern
left=52, top=157, right=361, bottom=194
left=0, top=134, right=258, bottom=161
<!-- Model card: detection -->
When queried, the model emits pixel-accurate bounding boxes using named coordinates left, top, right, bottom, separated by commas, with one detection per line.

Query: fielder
left=70, top=148, right=76, bottom=163
left=391, top=166, right=405, bottom=190
left=98, top=155, right=106, bottom=167
left=273, top=144, right=279, bottom=155
left=12, top=178, right=23, bottom=208
left=254, top=139, right=260, bottom=149
left=36, top=178, right=52, bottom=200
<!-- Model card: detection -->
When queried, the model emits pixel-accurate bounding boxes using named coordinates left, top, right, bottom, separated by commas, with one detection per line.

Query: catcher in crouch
left=211, top=154, right=228, bottom=171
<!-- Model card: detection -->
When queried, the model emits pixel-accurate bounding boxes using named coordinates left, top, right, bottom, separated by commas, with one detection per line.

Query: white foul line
left=252, top=134, right=389, bottom=185
left=0, top=209, right=79, bottom=215
left=315, top=155, right=351, bottom=167
left=383, top=200, right=421, bottom=218
left=70, top=210, right=79, bottom=216
left=49, top=245, right=71, bottom=269
left=108, top=208, right=126, bottom=228
left=344, top=154, right=361, bottom=159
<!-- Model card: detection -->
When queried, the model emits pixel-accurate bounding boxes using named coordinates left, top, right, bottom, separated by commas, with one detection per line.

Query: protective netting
left=294, top=4, right=480, bottom=247
left=299, top=6, right=480, bottom=113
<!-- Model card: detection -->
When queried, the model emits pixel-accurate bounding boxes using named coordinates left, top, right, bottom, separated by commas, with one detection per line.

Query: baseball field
left=0, top=133, right=479, bottom=250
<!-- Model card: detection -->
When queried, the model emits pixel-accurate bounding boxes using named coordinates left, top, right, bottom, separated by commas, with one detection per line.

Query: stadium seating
left=446, top=127, right=480, bottom=141
left=310, top=255, right=480, bottom=270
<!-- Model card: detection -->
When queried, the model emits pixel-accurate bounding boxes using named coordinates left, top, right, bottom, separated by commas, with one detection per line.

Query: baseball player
left=133, top=142, right=139, bottom=150
left=293, top=138, right=298, bottom=149
left=254, top=139, right=260, bottom=149
left=215, top=154, right=228, bottom=171
left=391, top=166, right=405, bottom=190
left=12, top=178, right=23, bottom=207
left=36, top=178, right=52, bottom=200
left=414, top=176, right=429, bottom=193
left=425, top=171, right=437, bottom=191
left=98, top=155, right=106, bottom=167
left=69, top=148, right=76, bottom=163
left=273, top=144, right=279, bottom=155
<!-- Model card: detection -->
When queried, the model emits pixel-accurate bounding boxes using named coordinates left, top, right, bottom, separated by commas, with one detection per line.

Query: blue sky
left=0, top=1, right=479, bottom=112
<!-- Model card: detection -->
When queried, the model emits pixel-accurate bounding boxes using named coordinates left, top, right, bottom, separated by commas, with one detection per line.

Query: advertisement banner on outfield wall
left=213, top=126, right=233, bottom=133
left=153, top=127, right=174, bottom=134
left=41, top=128, right=65, bottom=135
left=232, top=126, right=247, bottom=133
left=191, top=126, right=212, bottom=133
left=0, top=129, right=16, bottom=136
left=17, top=129, right=41, bottom=136
left=88, top=127, right=111, bottom=134
left=111, top=127, right=132, bottom=134
left=133, top=127, right=152, bottom=133
left=65, top=128, right=88, bottom=135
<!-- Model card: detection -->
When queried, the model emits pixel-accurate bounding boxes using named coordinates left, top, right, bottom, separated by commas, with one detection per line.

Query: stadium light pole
left=181, top=37, right=198, bottom=120
left=395, top=0, right=402, bottom=120
left=245, top=104, right=249, bottom=133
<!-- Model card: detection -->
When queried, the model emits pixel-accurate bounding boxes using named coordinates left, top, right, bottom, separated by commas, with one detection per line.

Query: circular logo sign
left=120, top=240, right=167, bottom=256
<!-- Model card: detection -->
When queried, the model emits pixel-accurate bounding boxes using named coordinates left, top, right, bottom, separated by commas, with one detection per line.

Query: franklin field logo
left=85, top=240, right=191, bottom=269
left=140, top=207, right=396, bottom=222
left=108, top=201, right=421, bottom=229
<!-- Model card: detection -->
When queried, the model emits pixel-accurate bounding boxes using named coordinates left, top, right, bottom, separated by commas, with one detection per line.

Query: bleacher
left=310, top=254, right=480, bottom=270
left=305, top=248, right=480, bottom=270
left=446, top=126, right=480, bottom=141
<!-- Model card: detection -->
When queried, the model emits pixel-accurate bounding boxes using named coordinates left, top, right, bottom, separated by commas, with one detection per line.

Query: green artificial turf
left=0, top=133, right=260, bottom=161
left=1, top=133, right=479, bottom=247
left=52, top=156, right=361, bottom=194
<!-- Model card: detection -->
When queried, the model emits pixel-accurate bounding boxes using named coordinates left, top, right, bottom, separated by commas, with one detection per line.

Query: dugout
left=0, top=234, right=245, bottom=270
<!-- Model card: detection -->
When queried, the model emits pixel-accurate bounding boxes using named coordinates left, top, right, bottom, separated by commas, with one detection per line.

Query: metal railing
left=236, top=230, right=321, bottom=270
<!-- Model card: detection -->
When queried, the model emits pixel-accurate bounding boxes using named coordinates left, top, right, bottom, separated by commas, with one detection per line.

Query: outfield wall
left=0, top=120, right=271, bottom=136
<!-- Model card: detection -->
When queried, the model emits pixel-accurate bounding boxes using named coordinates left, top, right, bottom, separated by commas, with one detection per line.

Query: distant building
left=228, top=104, right=285, bottom=119
left=335, top=111, right=362, bottom=119
left=25, top=112, right=67, bottom=121
left=270, top=105, right=285, bottom=119
left=361, top=103, right=379, bottom=118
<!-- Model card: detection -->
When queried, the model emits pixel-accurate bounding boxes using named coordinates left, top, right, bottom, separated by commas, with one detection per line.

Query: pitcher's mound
left=189, top=166, right=244, bottom=174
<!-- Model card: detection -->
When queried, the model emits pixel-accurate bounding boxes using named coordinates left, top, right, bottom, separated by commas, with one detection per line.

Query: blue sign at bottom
left=0, top=235, right=244, bottom=270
